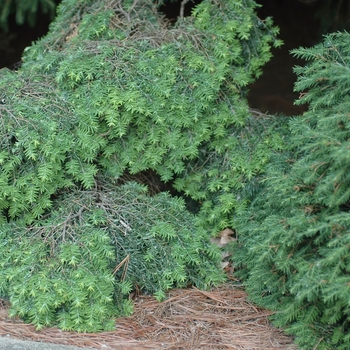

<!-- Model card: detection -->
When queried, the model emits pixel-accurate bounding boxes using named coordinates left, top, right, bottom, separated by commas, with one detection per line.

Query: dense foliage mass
left=0, top=181, right=223, bottom=331
left=232, top=32, right=350, bottom=349
left=0, top=0, right=281, bottom=226
left=2, top=0, right=349, bottom=346
left=0, top=0, right=281, bottom=331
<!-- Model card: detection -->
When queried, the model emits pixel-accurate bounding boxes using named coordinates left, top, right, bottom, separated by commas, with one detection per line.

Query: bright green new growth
left=0, top=0, right=281, bottom=332
left=232, top=32, right=350, bottom=349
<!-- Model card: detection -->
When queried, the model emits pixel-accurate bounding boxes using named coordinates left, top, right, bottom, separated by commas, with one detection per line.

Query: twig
left=179, top=0, right=190, bottom=21
left=113, top=254, right=130, bottom=281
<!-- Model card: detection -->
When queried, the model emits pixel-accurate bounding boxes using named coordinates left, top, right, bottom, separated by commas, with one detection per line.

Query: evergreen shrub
left=174, top=111, right=288, bottom=233
left=232, top=32, right=350, bottom=349
left=0, top=180, right=224, bottom=331
left=0, top=0, right=282, bottom=332
left=1, top=0, right=281, bottom=225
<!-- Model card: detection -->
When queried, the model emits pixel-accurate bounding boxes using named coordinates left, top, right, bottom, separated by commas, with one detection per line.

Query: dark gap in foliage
left=118, top=169, right=201, bottom=213
left=118, top=169, right=174, bottom=195
left=248, top=0, right=322, bottom=115
left=339, top=202, right=350, bottom=213
left=159, top=0, right=202, bottom=22
left=0, top=1, right=61, bottom=69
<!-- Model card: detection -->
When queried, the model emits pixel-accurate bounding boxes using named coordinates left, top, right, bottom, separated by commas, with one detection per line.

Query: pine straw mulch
left=0, top=284, right=297, bottom=350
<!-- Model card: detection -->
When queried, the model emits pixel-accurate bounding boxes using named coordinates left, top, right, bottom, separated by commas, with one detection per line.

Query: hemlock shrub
left=1, top=0, right=282, bottom=224
left=233, top=32, right=350, bottom=350
left=0, top=181, right=224, bottom=331
left=0, top=0, right=281, bottom=331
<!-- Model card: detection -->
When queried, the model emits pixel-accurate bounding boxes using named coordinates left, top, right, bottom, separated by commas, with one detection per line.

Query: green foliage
left=0, top=0, right=281, bottom=332
left=0, top=0, right=57, bottom=31
left=174, top=111, right=289, bottom=234
left=232, top=32, right=350, bottom=349
left=0, top=181, right=224, bottom=331
left=1, top=0, right=281, bottom=225
left=0, top=69, right=98, bottom=224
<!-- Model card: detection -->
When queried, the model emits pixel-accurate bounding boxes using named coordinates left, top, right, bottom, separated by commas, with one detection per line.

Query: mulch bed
left=0, top=284, right=296, bottom=349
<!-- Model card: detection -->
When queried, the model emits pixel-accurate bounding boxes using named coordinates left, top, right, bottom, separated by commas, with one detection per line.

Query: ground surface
left=0, top=284, right=296, bottom=350
left=0, top=337, right=94, bottom=350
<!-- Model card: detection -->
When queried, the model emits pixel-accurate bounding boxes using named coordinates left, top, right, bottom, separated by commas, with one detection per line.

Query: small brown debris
left=0, top=285, right=296, bottom=349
